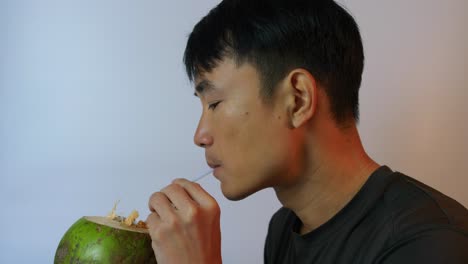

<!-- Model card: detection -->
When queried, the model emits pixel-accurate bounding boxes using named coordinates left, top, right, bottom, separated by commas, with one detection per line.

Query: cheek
left=216, top=100, right=254, bottom=134
left=212, top=106, right=245, bottom=160
left=237, top=112, right=287, bottom=167
left=215, top=101, right=286, bottom=167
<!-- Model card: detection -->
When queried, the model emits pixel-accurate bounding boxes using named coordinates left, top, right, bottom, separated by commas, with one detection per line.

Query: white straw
left=191, top=170, right=213, bottom=182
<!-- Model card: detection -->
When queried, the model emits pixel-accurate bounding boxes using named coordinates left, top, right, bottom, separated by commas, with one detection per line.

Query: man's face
left=193, top=59, right=300, bottom=200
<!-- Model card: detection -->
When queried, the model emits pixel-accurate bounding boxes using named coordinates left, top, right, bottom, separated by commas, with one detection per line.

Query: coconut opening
left=85, top=216, right=149, bottom=234
left=106, top=200, right=148, bottom=229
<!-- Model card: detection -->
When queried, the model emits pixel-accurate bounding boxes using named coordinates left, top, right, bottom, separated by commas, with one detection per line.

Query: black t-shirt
left=264, top=166, right=468, bottom=263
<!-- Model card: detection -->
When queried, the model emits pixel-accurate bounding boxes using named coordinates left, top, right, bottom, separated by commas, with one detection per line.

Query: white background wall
left=0, top=0, right=466, bottom=263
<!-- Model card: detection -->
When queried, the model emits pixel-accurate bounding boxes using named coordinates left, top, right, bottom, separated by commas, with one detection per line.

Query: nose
left=193, top=115, right=213, bottom=148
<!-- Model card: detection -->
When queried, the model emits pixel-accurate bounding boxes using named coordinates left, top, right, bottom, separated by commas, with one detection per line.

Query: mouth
left=206, top=156, right=223, bottom=179
left=207, top=162, right=221, bottom=169
left=206, top=153, right=222, bottom=168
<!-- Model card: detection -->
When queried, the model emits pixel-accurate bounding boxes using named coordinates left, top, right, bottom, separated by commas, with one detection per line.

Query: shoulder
left=375, top=171, right=468, bottom=263
left=376, top=227, right=468, bottom=263
left=382, top=171, right=468, bottom=237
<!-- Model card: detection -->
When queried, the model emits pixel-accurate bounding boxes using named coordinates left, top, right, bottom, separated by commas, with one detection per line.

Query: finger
left=148, top=191, right=177, bottom=220
left=145, top=212, right=161, bottom=229
left=172, top=178, right=218, bottom=209
left=161, top=183, right=198, bottom=212
left=145, top=213, right=163, bottom=242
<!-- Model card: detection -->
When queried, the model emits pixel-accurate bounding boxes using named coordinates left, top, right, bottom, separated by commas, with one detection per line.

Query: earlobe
left=288, top=70, right=317, bottom=128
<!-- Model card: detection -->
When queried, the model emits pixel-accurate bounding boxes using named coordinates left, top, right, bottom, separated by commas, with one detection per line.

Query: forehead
left=194, top=59, right=261, bottom=96
left=194, top=59, right=240, bottom=85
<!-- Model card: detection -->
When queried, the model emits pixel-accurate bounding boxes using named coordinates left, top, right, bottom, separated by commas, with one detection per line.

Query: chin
left=223, top=191, right=250, bottom=201
left=220, top=182, right=262, bottom=201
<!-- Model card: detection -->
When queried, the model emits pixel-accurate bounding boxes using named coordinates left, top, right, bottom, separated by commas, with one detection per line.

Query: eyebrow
left=194, top=80, right=216, bottom=97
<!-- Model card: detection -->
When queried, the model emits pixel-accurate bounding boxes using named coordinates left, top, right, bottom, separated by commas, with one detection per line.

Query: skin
left=147, top=58, right=379, bottom=263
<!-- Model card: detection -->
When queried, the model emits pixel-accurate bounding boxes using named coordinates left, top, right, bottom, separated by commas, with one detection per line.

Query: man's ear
left=286, top=69, right=318, bottom=128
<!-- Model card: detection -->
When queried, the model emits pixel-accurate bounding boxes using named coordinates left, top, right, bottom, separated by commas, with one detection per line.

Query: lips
left=207, top=162, right=221, bottom=169
left=206, top=155, right=222, bottom=170
left=206, top=159, right=221, bottom=169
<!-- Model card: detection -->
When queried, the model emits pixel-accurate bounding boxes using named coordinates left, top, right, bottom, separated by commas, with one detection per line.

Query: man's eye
left=208, top=101, right=221, bottom=110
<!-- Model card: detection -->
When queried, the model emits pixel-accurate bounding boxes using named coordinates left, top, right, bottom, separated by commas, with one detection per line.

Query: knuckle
left=186, top=204, right=201, bottom=220
left=160, top=185, right=172, bottom=193
left=166, top=215, right=180, bottom=229
left=172, top=178, right=187, bottom=184
left=146, top=213, right=156, bottom=225
left=149, top=192, right=156, bottom=202
left=156, top=192, right=168, bottom=201
left=172, top=183, right=184, bottom=192
left=150, top=227, right=165, bottom=242
left=208, top=201, right=221, bottom=216
left=206, top=198, right=220, bottom=211
left=163, top=183, right=182, bottom=194
left=149, top=192, right=171, bottom=211
left=149, top=219, right=179, bottom=241
left=149, top=192, right=163, bottom=203
left=148, top=192, right=159, bottom=210
left=190, top=182, right=203, bottom=191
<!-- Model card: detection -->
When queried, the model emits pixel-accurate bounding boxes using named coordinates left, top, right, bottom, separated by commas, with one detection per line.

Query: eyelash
left=208, top=101, right=221, bottom=110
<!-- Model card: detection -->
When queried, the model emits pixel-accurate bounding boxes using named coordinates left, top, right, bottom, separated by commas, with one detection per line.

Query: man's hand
left=146, top=178, right=222, bottom=264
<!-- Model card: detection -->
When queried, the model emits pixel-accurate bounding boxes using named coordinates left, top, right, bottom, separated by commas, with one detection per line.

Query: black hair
left=183, top=0, right=364, bottom=124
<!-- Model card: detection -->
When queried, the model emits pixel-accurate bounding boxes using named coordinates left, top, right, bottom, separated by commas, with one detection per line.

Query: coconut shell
left=54, top=216, right=156, bottom=263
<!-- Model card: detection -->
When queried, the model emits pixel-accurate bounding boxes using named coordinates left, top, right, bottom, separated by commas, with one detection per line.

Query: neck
left=274, top=122, right=379, bottom=234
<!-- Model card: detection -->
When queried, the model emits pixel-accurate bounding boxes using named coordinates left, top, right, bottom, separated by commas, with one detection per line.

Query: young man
left=146, top=0, right=468, bottom=263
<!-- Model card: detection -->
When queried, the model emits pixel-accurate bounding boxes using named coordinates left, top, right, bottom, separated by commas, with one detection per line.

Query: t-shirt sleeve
left=378, top=229, right=468, bottom=264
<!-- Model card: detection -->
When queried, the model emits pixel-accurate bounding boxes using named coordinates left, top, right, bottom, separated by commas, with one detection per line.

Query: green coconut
left=54, top=216, right=156, bottom=263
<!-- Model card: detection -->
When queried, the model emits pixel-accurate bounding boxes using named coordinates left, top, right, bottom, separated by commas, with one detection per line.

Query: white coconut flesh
left=84, top=216, right=149, bottom=234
